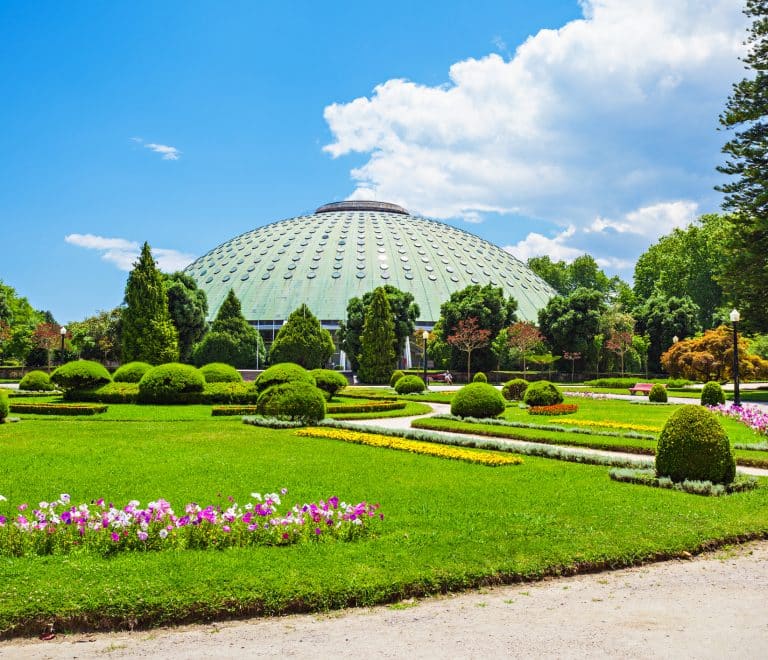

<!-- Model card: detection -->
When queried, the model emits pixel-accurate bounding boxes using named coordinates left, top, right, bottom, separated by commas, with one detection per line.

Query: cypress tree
left=121, top=242, right=179, bottom=364
left=717, top=0, right=768, bottom=332
left=269, top=303, right=334, bottom=369
left=357, top=287, right=397, bottom=384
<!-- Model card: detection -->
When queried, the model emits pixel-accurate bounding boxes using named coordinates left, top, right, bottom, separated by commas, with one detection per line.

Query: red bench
left=427, top=372, right=453, bottom=384
left=628, top=383, right=664, bottom=395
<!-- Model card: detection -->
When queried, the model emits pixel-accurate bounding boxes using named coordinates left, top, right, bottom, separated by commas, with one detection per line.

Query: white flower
left=0, top=494, right=6, bottom=502
left=60, top=494, right=70, bottom=504
left=251, top=492, right=262, bottom=501
left=159, top=529, right=168, bottom=539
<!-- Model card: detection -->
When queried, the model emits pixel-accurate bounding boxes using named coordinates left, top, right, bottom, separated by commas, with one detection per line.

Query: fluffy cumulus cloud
left=323, top=0, right=747, bottom=274
left=65, top=234, right=194, bottom=272
left=131, top=137, right=181, bottom=160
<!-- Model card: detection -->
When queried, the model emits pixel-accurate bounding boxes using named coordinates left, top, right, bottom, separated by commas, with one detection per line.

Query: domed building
left=184, top=201, right=556, bottom=366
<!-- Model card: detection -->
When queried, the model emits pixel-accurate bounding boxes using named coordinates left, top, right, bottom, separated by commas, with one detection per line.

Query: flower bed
left=9, top=402, right=108, bottom=416
left=608, top=468, right=757, bottom=496
left=709, top=403, right=768, bottom=437
left=295, top=427, right=523, bottom=466
left=0, top=491, right=381, bottom=557
left=549, top=418, right=661, bottom=433
left=528, top=403, right=578, bottom=416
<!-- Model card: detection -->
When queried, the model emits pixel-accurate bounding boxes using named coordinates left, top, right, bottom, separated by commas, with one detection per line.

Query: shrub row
left=9, top=402, right=108, bottom=416
left=327, top=401, right=406, bottom=414
left=584, top=377, right=692, bottom=388
left=74, top=382, right=261, bottom=405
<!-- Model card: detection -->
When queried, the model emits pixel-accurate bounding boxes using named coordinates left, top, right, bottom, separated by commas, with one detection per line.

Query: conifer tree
left=269, top=303, right=334, bottom=369
left=717, top=0, right=768, bottom=332
left=357, top=287, right=397, bottom=384
left=121, top=242, right=179, bottom=364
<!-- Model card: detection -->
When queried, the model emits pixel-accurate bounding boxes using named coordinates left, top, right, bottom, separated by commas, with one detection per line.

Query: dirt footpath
left=3, top=542, right=768, bottom=659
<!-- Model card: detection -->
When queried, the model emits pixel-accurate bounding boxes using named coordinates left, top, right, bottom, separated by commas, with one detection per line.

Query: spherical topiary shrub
left=199, top=362, right=243, bottom=383
left=389, top=370, right=405, bottom=388
left=51, top=360, right=112, bottom=391
left=700, top=381, right=726, bottom=407
left=472, top=372, right=488, bottom=383
left=310, top=369, right=348, bottom=400
left=502, top=378, right=528, bottom=401
left=256, top=382, right=326, bottom=424
left=113, top=362, right=153, bottom=383
left=19, top=370, right=54, bottom=391
left=254, top=363, right=315, bottom=393
left=0, top=390, right=8, bottom=423
left=655, top=405, right=736, bottom=484
left=138, top=363, right=205, bottom=404
left=450, top=383, right=506, bottom=418
left=522, top=381, right=563, bottom=407
left=648, top=384, right=668, bottom=403
left=394, top=375, right=426, bottom=394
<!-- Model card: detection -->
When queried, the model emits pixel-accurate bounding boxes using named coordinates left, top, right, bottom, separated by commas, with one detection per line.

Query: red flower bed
left=528, top=403, right=578, bottom=416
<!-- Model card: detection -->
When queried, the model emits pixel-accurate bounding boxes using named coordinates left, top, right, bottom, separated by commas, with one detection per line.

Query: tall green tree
left=269, top=303, right=334, bottom=369
left=528, top=254, right=626, bottom=300
left=0, top=279, right=46, bottom=364
left=68, top=308, right=122, bottom=363
left=339, top=285, right=419, bottom=372
left=192, top=289, right=264, bottom=368
left=121, top=242, right=179, bottom=364
left=439, top=284, right=518, bottom=373
left=635, top=291, right=701, bottom=373
left=164, top=272, right=208, bottom=363
left=717, top=0, right=768, bottom=332
left=357, top=287, right=397, bottom=384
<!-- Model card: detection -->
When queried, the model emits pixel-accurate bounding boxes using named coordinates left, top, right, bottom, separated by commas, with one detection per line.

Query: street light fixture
left=672, top=335, right=679, bottom=344
left=59, top=326, right=67, bottom=367
left=730, top=309, right=741, bottom=407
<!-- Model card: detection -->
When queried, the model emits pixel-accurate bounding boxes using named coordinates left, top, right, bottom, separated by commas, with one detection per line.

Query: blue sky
left=0, top=1, right=748, bottom=323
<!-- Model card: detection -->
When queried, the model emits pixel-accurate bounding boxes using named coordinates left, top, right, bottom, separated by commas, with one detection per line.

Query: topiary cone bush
left=450, top=382, right=505, bottom=418
left=502, top=378, right=528, bottom=401
left=51, top=360, right=112, bottom=395
left=256, top=382, right=326, bottom=424
left=389, top=370, right=405, bottom=388
left=394, top=375, right=426, bottom=394
left=522, top=381, right=563, bottom=407
left=310, top=369, right=348, bottom=400
left=138, top=363, right=205, bottom=404
left=700, top=381, right=726, bottom=406
left=472, top=372, right=488, bottom=383
left=655, top=405, right=736, bottom=484
left=18, top=370, right=55, bottom=391
left=648, top=383, right=668, bottom=403
left=113, top=362, right=153, bottom=383
left=198, top=362, right=243, bottom=383
left=254, top=363, right=315, bottom=393
left=0, top=390, right=8, bottom=423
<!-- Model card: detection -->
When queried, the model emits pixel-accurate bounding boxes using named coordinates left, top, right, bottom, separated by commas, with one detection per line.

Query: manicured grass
left=341, top=387, right=454, bottom=404
left=1, top=413, right=768, bottom=637
left=328, top=400, right=432, bottom=420
left=574, top=386, right=768, bottom=402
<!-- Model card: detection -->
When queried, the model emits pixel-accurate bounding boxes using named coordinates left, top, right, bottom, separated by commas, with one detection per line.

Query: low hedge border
left=317, top=419, right=652, bottom=469
left=71, top=383, right=260, bottom=405
left=9, top=402, right=108, bottom=416
left=9, top=391, right=62, bottom=398
left=609, top=468, right=757, bottom=496
left=214, top=401, right=408, bottom=417
left=242, top=416, right=305, bottom=429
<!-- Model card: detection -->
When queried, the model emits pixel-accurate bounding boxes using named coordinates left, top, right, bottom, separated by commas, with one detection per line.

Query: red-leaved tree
left=32, top=323, right=63, bottom=369
left=605, top=330, right=633, bottom=375
left=506, top=321, right=544, bottom=374
left=447, top=317, right=491, bottom=382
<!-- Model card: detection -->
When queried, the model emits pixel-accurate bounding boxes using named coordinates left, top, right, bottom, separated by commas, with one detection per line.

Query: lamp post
left=422, top=330, right=429, bottom=387
left=672, top=335, right=679, bottom=345
left=59, top=326, right=67, bottom=367
left=730, top=309, right=741, bottom=407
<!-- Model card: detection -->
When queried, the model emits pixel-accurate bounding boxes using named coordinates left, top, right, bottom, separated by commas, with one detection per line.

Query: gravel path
left=3, top=541, right=768, bottom=658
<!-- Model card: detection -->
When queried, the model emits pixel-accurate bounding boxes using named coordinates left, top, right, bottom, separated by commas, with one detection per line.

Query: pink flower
left=137, top=531, right=148, bottom=541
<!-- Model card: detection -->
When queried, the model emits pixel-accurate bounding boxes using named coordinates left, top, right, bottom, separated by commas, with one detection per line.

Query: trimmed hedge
left=72, top=381, right=259, bottom=405
left=648, top=384, right=668, bottom=403
left=138, top=363, right=205, bottom=404
left=310, top=369, right=348, bottom=400
left=254, top=363, right=315, bottom=393
left=213, top=397, right=398, bottom=416
left=701, top=381, right=726, bottom=406
left=389, top=370, right=405, bottom=388
left=198, top=362, right=243, bottom=383
left=655, top=406, right=736, bottom=484
left=394, top=375, right=426, bottom=395
left=51, top=360, right=112, bottom=392
left=502, top=378, right=528, bottom=401
left=18, top=370, right=54, bottom=392
left=584, top=377, right=692, bottom=389
left=522, top=381, right=563, bottom=407
left=199, top=382, right=259, bottom=404
left=472, top=372, right=487, bottom=383
left=450, top=383, right=506, bottom=418
left=0, top=390, right=8, bottom=422
left=9, top=402, right=108, bottom=416
left=256, top=382, right=326, bottom=424
left=112, top=362, right=153, bottom=383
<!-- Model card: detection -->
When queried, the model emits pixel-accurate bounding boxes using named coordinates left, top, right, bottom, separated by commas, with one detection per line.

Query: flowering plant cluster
left=563, top=391, right=611, bottom=400
left=0, top=490, right=382, bottom=557
left=708, top=403, right=768, bottom=436
left=549, top=418, right=662, bottom=433
left=528, top=403, right=578, bottom=416
left=296, top=427, right=523, bottom=466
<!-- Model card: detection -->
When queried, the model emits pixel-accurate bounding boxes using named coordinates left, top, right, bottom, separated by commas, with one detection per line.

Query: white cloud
left=323, top=0, right=746, bottom=273
left=131, top=137, right=181, bottom=160
left=505, top=225, right=583, bottom=263
left=65, top=234, right=194, bottom=272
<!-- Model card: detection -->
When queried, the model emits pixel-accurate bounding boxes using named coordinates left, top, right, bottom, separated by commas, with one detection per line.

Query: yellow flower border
left=549, top=418, right=661, bottom=433
left=295, top=428, right=522, bottom=467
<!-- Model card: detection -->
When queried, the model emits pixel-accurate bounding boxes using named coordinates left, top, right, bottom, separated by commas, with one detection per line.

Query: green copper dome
left=184, top=201, right=556, bottom=327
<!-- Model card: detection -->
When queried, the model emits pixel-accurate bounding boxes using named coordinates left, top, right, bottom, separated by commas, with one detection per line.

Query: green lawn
left=1, top=410, right=768, bottom=637
left=573, top=386, right=768, bottom=402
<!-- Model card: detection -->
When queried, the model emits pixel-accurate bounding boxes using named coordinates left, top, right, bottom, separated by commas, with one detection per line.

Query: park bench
left=628, top=382, right=664, bottom=396
left=427, top=372, right=453, bottom=384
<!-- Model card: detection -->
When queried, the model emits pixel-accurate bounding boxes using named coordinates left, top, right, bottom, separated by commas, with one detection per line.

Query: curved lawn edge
left=328, top=401, right=432, bottom=420
left=3, top=531, right=768, bottom=640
